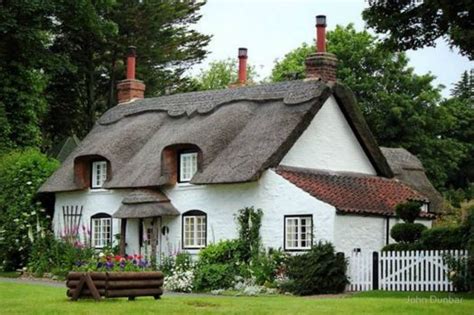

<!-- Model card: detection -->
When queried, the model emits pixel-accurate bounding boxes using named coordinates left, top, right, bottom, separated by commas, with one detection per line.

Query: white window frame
left=182, top=213, right=206, bottom=249
left=91, top=216, right=112, bottom=248
left=284, top=215, right=313, bottom=251
left=179, top=152, right=198, bottom=183
left=91, top=161, right=107, bottom=188
left=420, top=203, right=429, bottom=212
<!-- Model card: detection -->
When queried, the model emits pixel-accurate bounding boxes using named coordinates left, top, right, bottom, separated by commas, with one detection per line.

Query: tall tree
left=442, top=70, right=474, bottom=189
left=0, top=0, right=55, bottom=151
left=43, top=0, right=211, bottom=145
left=362, top=1, right=474, bottom=60
left=271, top=24, right=466, bottom=189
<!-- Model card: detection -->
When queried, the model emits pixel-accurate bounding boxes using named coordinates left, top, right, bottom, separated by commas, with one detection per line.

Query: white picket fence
left=347, top=249, right=468, bottom=292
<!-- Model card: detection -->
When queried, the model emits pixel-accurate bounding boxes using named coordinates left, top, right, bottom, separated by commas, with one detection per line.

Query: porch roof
left=113, top=189, right=179, bottom=218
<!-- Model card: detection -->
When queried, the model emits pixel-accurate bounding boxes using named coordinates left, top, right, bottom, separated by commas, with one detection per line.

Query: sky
left=192, top=0, right=473, bottom=97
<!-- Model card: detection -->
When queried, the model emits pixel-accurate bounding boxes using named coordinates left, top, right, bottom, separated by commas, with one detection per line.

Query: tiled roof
left=276, top=167, right=434, bottom=218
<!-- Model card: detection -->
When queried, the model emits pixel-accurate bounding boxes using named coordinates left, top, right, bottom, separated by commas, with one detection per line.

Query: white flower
left=99, top=252, right=105, bottom=258
left=26, top=181, right=32, bottom=185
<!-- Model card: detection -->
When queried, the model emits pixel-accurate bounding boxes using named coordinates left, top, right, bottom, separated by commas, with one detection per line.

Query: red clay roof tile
left=276, top=167, right=433, bottom=218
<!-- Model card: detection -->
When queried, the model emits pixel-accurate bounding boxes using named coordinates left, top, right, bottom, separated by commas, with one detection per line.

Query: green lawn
left=1, top=282, right=473, bottom=315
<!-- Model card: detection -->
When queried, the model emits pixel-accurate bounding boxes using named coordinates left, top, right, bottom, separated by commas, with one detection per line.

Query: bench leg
left=154, top=295, right=161, bottom=300
left=128, top=297, right=135, bottom=301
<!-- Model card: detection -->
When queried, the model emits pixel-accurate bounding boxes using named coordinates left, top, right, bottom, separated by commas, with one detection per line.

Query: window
left=91, top=161, right=107, bottom=188
left=284, top=215, right=312, bottom=251
left=182, top=210, right=206, bottom=249
left=179, top=152, right=198, bottom=182
left=420, top=203, right=429, bottom=212
left=91, top=213, right=112, bottom=248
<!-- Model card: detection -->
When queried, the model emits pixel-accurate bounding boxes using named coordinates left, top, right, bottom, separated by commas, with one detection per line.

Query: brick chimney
left=305, top=15, right=337, bottom=82
left=238, top=47, right=248, bottom=85
left=117, top=46, right=146, bottom=104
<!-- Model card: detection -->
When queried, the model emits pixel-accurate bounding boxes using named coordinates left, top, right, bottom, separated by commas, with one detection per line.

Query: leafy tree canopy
left=192, top=58, right=258, bottom=91
left=362, top=0, right=474, bottom=60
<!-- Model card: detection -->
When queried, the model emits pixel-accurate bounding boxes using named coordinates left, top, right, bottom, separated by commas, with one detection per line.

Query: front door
left=142, top=217, right=161, bottom=265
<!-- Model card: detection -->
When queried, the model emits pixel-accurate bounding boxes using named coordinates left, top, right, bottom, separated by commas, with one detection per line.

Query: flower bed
left=66, top=271, right=164, bottom=301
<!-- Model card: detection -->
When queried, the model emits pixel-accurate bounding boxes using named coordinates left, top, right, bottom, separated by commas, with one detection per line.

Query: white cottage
left=39, top=16, right=438, bottom=259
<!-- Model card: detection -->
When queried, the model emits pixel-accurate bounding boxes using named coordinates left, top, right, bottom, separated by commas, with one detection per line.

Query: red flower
left=114, top=255, right=121, bottom=262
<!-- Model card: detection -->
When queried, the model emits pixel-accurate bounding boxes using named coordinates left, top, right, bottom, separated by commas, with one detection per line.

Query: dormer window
left=91, top=161, right=107, bottom=188
left=179, top=152, right=198, bottom=183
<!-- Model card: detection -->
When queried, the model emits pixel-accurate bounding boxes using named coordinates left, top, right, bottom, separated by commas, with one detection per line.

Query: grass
left=1, top=281, right=473, bottom=315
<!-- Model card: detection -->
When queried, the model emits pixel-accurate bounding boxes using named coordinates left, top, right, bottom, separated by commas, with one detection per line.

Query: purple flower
left=105, top=261, right=114, bottom=270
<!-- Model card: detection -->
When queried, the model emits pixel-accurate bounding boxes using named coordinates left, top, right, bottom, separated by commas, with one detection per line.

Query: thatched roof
left=381, top=147, right=444, bottom=213
left=113, top=189, right=179, bottom=218
left=39, top=80, right=392, bottom=193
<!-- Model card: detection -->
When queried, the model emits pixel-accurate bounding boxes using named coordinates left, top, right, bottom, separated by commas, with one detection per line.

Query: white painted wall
left=54, top=189, right=131, bottom=250
left=53, top=171, right=432, bottom=258
left=280, top=96, right=377, bottom=175
left=334, top=214, right=433, bottom=255
left=162, top=169, right=337, bottom=256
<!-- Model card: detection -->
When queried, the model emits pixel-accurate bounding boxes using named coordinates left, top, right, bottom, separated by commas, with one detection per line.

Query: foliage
left=235, top=206, right=263, bottom=263
left=467, top=206, right=474, bottom=291
left=390, top=223, right=427, bottom=244
left=28, top=231, right=95, bottom=278
left=232, top=276, right=278, bottom=296
left=193, top=262, right=237, bottom=291
left=270, top=24, right=469, bottom=191
left=0, top=0, right=54, bottom=150
left=192, top=239, right=244, bottom=291
left=192, top=58, right=258, bottom=91
left=282, top=242, right=348, bottom=296
left=249, top=248, right=288, bottom=285
left=0, top=149, right=59, bottom=271
left=362, top=1, right=474, bottom=60
left=419, top=226, right=469, bottom=250
left=444, top=254, right=471, bottom=292
left=382, top=243, right=420, bottom=252
left=396, top=201, right=423, bottom=223
left=1, top=0, right=211, bottom=149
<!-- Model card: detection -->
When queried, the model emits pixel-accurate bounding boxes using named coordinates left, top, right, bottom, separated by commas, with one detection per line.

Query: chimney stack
left=305, top=15, right=337, bottom=82
left=117, top=46, right=146, bottom=104
left=238, top=47, right=248, bottom=85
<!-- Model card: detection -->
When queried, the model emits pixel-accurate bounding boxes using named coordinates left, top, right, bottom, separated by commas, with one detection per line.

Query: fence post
left=373, top=251, right=379, bottom=290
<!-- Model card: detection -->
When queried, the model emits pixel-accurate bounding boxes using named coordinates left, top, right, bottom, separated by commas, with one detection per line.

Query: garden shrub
left=193, top=239, right=246, bottom=291
left=382, top=242, right=420, bottom=251
left=28, top=231, right=95, bottom=278
left=0, top=149, right=59, bottom=271
left=160, top=252, right=195, bottom=292
left=193, top=263, right=237, bottom=291
left=390, top=223, right=427, bottom=243
left=395, top=201, right=422, bottom=223
left=467, top=206, right=474, bottom=291
left=419, top=226, right=469, bottom=250
left=282, top=242, right=348, bottom=295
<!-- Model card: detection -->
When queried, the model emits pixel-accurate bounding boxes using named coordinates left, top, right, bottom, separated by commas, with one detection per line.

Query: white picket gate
left=348, top=249, right=468, bottom=292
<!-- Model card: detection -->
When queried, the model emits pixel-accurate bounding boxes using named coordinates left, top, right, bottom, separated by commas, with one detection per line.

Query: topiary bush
left=390, top=223, right=427, bottom=243
left=0, top=149, right=59, bottom=271
left=282, top=242, right=348, bottom=295
left=395, top=200, right=422, bottom=223
left=382, top=242, right=420, bottom=251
